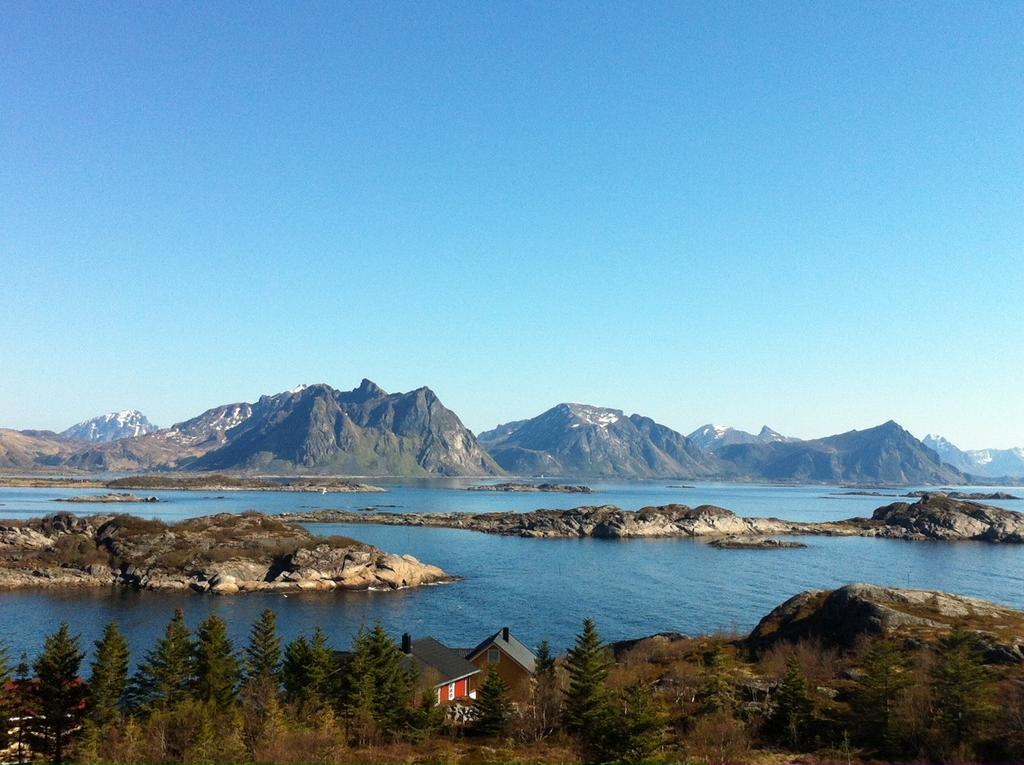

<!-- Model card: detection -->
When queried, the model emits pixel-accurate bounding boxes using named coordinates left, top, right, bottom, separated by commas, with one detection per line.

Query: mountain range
left=923, top=434, right=1024, bottom=479
left=0, top=380, right=498, bottom=476
left=478, top=403, right=718, bottom=479
left=686, top=423, right=797, bottom=452
left=0, top=381, right=1015, bottom=484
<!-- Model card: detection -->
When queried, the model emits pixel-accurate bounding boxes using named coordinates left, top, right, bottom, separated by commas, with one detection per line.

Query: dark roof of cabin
left=405, top=637, right=480, bottom=685
left=467, top=628, right=537, bottom=674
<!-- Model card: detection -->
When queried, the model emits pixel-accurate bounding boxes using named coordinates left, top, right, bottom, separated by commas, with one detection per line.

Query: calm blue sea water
left=1, top=480, right=1022, bottom=663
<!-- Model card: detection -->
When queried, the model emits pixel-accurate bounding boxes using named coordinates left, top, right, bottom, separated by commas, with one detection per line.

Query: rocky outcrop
left=466, top=482, right=593, bottom=493
left=870, top=493, right=1024, bottom=542
left=708, top=536, right=807, bottom=549
left=55, top=493, right=159, bottom=503
left=0, top=511, right=449, bottom=593
left=277, top=504, right=861, bottom=539
left=904, top=490, right=1020, bottom=501
left=281, top=494, right=1024, bottom=544
left=746, top=583, right=1024, bottom=663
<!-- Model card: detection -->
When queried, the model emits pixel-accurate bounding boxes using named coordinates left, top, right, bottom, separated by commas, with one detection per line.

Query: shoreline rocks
left=466, top=482, right=593, bottom=494
left=54, top=493, right=159, bottom=504
left=0, top=474, right=386, bottom=493
left=0, top=510, right=449, bottom=593
left=708, top=536, right=807, bottom=549
left=278, top=494, right=1024, bottom=544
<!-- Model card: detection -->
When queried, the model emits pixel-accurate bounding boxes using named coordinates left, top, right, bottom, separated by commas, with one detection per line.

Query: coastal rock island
left=0, top=510, right=449, bottom=593
left=279, top=493, right=1024, bottom=543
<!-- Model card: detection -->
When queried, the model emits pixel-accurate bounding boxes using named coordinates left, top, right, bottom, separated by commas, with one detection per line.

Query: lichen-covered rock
left=870, top=493, right=1024, bottom=542
left=0, top=510, right=451, bottom=594
left=746, top=583, right=1024, bottom=663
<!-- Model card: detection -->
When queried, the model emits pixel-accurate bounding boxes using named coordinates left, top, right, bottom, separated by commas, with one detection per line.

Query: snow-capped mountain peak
left=61, top=410, right=158, bottom=442
left=923, top=434, right=1024, bottom=478
left=564, top=403, right=622, bottom=428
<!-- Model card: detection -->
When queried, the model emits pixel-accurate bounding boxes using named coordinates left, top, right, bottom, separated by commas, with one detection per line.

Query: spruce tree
left=281, top=634, right=312, bottom=705
left=87, top=621, right=130, bottom=727
left=608, top=682, right=664, bottom=763
left=700, top=642, right=737, bottom=713
left=473, top=666, right=511, bottom=736
left=28, top=623, right=86, bottom=764
left=281, top=627, right=337, bottom=709
left=342, top=629, right=379, bottom=744
left=773, top=655, right=813, bottom=749
left=244, top=609, right=282, bottom=684
left=367, top=625, right=412, bottom=734
left=193, top=613, right=241, bottom=706
left=850, top=638, right=910, bottom=757
left=132, top=608, right=195, bottom=709
left=307, top=626, right=337, bottom=701
left=930, top=626, right=995, bottom=757
left=564, top=618, right=613, bottom=758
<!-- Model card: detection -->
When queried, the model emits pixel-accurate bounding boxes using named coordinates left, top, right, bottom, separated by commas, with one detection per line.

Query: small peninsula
left=0, top=510, right=447, bottom=593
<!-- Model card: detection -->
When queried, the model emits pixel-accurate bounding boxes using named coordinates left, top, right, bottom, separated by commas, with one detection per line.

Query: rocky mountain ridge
left=1, top=380, right=500, bottom=477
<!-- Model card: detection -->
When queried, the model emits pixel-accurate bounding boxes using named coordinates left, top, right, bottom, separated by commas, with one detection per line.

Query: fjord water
left=2, top=480, right=1023, bottom=661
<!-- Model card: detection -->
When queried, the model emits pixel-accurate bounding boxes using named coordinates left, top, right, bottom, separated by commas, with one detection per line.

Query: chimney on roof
left=401, top=633, right=412, bottom=654
left=502, top=626, right=510, bottom=642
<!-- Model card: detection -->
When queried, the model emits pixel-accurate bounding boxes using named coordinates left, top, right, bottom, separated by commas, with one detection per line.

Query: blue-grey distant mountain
left=61, top=410, right=158, bottom=442
left=716, top=421, right=967, bottom=484
left=687, top=423, right=796, bottom=452
left=923, top=434, right=1024, bottom=479
left=478, top=403, right=721, bottom=479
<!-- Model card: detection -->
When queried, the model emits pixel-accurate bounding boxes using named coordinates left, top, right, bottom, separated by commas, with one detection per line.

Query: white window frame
left=447, top=682, right=455, bottom=701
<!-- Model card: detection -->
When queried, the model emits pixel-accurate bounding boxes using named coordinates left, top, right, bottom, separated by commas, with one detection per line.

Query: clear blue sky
left=2, top=1, right=1022, bottom=449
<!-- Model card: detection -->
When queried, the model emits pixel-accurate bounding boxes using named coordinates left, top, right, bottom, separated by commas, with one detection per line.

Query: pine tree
left=244, top=609, right=282, bottom=684
left=930, top=626, right=995, bottom=758
left=28, top=623, right=86, bottom=764
left=850, top=638, right=910, bottom=757
left=473, top=666, right=511, bottom=736
left=607, top=682, right=664, bottom=763
left=564, top=618, right=613, bottom=758
left=132, top=608, right=195, bottom=710
left=772, top=655, right=813, bottom=749
left=193, top=613, right=241, bottom=706
left=87, top=621, right=130, bottom=727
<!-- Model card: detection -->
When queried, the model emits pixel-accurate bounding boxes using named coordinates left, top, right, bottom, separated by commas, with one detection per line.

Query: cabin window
left=487, top=648, right=501, bottom=664
left=447, top=682, right=455, bottom=701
